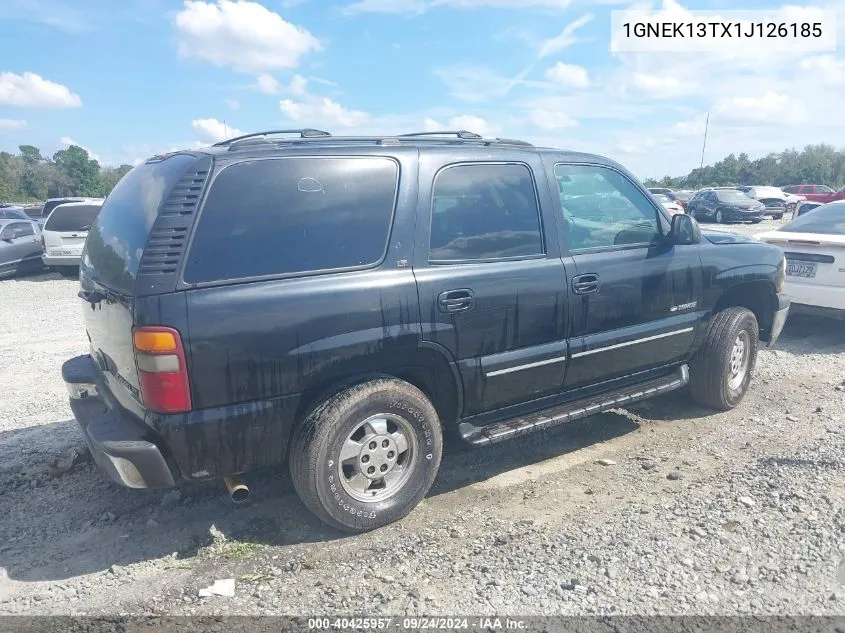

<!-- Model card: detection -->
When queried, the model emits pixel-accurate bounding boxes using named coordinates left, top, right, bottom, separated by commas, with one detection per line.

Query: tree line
left=0, top=144, right=134, bottom=203
left=643, top=144, right=845, bottom=191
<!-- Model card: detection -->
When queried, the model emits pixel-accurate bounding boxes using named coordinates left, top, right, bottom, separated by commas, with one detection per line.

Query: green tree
left=98, top=164, right=133, bottom=197
left=53, top=145, right=102, bottom=197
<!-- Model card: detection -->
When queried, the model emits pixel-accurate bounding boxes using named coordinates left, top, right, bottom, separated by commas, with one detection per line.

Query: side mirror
left=670, top=213, right=701, bottom=245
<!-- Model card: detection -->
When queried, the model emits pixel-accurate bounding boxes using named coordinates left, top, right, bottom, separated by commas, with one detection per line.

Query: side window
left=16, top=222, right=34, bottom=237
left=817, top=185, right=833, bottom=194
left=184, top=157, right=399, bottom=284
left=554, top=163, right=661, bottom=251
left=428, top=163, right=543, bottom=262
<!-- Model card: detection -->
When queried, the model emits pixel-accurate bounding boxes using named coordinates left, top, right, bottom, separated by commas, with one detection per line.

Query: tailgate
left=79, top=282, right=142, bottom=412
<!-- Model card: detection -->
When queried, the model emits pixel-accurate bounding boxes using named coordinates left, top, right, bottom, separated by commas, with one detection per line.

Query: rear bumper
left=767, top=293, right=791, bottom=347
left=783, top=281, right=845, bottom=312
left=43, top=254, right=81, bottom=267
left=62, top=355, right=176, bottom=489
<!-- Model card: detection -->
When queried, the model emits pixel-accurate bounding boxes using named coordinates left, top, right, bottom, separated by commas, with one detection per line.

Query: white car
left=755, top=201, right=845, bottom=317
left=653, top=193, right=685, bottom=215
left=41, top=200, right=103, bottom=272
left=743, top=186, right=804, bottom=220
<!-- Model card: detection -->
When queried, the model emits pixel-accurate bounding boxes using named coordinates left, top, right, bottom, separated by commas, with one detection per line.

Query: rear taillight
left=40, top=234, right=45, bottom=251
left=132, top=326, right=192, bottom=414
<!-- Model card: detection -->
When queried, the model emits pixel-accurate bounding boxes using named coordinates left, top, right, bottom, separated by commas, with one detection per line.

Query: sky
left=1, top=0, right=844, bottom=179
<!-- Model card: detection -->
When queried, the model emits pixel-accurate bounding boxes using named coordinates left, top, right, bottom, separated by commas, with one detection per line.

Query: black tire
left=59, top=266, right=79, bottom=278
left=715, top=209, right=725, bottom=224
left=689, top=307, right=759, bottom=411
left=773, top=213, right=784, bottom=221
left=289, top=378, right=443, bottom=533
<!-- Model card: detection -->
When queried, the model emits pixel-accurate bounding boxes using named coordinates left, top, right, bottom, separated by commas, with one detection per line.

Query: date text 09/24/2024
left=308, top=618, right=528, bottom=630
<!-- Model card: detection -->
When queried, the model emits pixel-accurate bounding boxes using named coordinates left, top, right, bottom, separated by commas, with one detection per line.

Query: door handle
left=438, top=289, right=474, bottom=313
left=572, top=273, right=600, bottom=295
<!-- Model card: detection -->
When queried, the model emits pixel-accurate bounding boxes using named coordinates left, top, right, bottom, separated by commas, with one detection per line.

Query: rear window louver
left=136, top=156, right=212, bottom=295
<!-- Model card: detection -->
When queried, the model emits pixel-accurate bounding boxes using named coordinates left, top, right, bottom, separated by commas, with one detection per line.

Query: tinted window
left=41, top=199, right=80, bottom=218
left=555, top=164, right=660, bottom=251
left=82, top=154, right=198, bottom=294
left=781, top=202, right=845, bottom=234
left=44, top=204, right=101, bottom=232
left=429, top=163, right=543, bottom=262
left=672, top=191, right=692, bottom=201
left=817, top=185, right=834, bottom=194
left=184, top=157, right=398, bottom=283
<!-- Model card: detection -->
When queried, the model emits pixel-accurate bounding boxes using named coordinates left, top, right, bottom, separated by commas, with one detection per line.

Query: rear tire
left=689, top=307, right=759, bottom=411
left=715, top=209, right=724, bottom=224
left=289, top=378, right=443, bottom=533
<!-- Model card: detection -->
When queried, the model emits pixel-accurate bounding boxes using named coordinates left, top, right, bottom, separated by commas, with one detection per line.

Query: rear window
left=183, top=157, right=399, bottom=284
left=781, top=202, right=845, bottom=235
left=44, top=204, right=101, bottom=232
left=81, top=154, right=198, bottom=294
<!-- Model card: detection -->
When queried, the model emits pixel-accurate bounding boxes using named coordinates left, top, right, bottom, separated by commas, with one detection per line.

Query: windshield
left=672, top=191, right=692, bottom=201
left=654, top=194, right=671, bottom=203
left=44, top=204, right=101, bottom=232
left=780, top=202, right=845, bottom=235
left=717, top=190, right=753, bottom=203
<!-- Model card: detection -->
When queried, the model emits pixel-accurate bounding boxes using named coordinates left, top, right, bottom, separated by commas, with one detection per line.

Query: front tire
left=689, top=307, right=759, bottom=411
left=715, top=209, right=725, bottom=224
left=289, top=378, right=443, bottom=533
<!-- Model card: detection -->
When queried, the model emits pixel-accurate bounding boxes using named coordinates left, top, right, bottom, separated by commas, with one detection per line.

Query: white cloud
left=254, top=73, right=282, bottom=94
left=545, top=62, right=589, bottom=88
left=225, top=98, right=240, bottom=110
left=628, top=72, right=692, bottom=98
left=289, top=74, right=309, bottom=97
left=422, top=115, right=496, bottom=137
left=0, top=72, right=82, bottom=108
left=280, top=97, right=370, bottom=128
left=191, top=118, right=246, bottom=141
left=59, top=137, right=102, bottom=162
left=344, top=0, right=584, bottom=14
left=671, top=117, right=705, bottom=136
left=526, top=109, right=578, bottom=129
left=0, top=119, right=26, bottom=132
left=713, top=91, right=804, bottom=124
left=537, top=13, right=594, bottom=59
left=799, top=55, right=845, bottom=84
left=174, top=0, right=322, bottom=73
left=434, top=64, right=549, bottom=103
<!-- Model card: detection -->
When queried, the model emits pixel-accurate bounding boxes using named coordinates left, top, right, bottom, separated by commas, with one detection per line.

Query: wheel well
left=293, top=349, right=461, bottom=431
left=713, top=282, right=775, bottom=339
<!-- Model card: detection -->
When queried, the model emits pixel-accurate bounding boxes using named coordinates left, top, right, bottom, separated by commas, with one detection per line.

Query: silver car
left=0, top=217, right=43, bottom=278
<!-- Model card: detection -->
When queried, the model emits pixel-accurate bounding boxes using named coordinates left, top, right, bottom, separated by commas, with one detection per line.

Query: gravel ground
left=1, top=218, right=843, bottom=617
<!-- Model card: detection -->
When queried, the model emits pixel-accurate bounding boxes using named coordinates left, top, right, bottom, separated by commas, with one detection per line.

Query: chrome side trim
left=485, top=355, right=567, bottom=377
left=571, top=327, right=695, bottom=359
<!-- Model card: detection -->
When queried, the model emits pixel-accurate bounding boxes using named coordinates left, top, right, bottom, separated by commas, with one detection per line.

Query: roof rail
left=212, top=128, right=331, bottom=147
left=489, top=137, right=533, bottom=147
left=397, top=130, right=482, bottom=139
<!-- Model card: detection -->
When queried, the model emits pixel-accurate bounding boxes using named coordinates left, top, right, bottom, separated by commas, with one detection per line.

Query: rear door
left=43, top=204, right=101, bottom=258
left=547, top=160, right=701, bottom=390
left=414, top=152, right=569, bottom=417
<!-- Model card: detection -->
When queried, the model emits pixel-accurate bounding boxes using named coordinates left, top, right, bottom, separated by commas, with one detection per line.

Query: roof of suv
left=154, top=129, right=623, bottom=170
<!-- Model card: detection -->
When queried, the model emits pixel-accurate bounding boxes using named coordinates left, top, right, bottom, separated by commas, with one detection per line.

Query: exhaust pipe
left=223, top=476, right=250, bottom=503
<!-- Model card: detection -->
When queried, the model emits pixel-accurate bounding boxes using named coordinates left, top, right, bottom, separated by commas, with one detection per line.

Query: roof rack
left=213, top=128, right=331, bottom=148
left=397, top=130, right=482, bottom=139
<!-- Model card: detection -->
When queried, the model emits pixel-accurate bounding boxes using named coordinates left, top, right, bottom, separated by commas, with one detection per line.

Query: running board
left=458, top=364, right=689, bottom=446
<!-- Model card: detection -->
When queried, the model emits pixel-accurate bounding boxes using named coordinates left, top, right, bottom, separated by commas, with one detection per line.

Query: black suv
left=63, top=129, right=790, bottom=532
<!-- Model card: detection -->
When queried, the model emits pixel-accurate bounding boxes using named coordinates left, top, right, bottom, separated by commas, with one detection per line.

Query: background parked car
left=795, top=200, right=825, bottom=217
left=653, top=193, right=685, bottom=215
left=666, top=190, right=694, bottom=210
left=686, top=189, right=766, bottom=223
left=32, top=196, right=94, bottom=229
left=647, top=187, right=673, bottom=196
left=0, top=218, right=43, bottom=278
left=741, top=186, right=792, bottom=219
left=41, top=200, right=103, bottom=274
left=755, top=201, right=845, bottom=318
left=782, top=184, right=845, bottom=204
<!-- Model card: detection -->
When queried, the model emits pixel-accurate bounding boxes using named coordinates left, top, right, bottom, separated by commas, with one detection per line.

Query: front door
left=548, top=161, right=702, bottom=390
left=414, top=156, right=570, bottom=418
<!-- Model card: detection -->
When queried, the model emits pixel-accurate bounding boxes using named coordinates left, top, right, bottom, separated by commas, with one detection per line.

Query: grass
left=202, top=540, right=265, bottom=561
